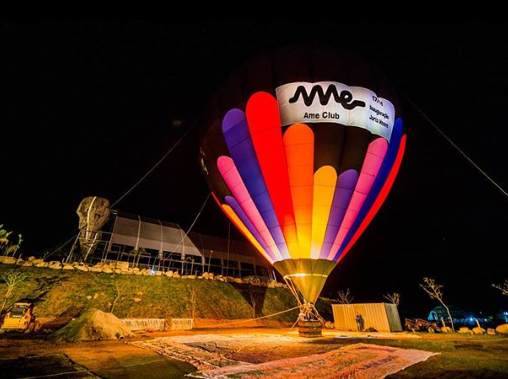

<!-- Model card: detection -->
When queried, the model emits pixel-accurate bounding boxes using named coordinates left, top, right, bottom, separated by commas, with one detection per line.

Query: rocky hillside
left=0, top=261, right=305, bottom=323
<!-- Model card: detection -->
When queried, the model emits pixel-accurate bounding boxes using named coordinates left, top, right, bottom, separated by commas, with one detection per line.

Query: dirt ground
left=0, top=326, right=506, bottom=378
left=0, top=335, right=195, bottom=378
left=0, top=327, right=418, bottom=378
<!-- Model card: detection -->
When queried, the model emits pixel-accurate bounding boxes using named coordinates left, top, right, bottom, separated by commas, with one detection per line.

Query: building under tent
left=427, top=305, right=486, bottom=327
left=80, top=211, right=275, bottom=279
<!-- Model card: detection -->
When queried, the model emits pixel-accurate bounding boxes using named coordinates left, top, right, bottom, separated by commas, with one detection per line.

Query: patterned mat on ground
left=131, top=334, right=299, bottom=370
left=188, top=343, right=437, bottom=379
left=131, top=338, right=239, bottom=370
left=132, top=335, right=436, bottom=378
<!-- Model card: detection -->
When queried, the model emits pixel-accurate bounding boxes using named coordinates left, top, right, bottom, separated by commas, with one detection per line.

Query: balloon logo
left=200, top=45, right=406, bottom=307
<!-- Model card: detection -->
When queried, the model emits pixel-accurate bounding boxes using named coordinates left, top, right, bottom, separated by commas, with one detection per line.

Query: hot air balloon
left=199, top=44, right=406, bottom=322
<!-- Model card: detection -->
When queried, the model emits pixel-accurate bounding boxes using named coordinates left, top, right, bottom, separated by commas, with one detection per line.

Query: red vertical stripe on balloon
left=246, top=92, right=300, bottom=257
left=339, top=135, right=407, bottom=262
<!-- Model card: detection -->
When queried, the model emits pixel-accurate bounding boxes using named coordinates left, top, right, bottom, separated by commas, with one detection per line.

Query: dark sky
left=2, top=20, right=508, bottom=318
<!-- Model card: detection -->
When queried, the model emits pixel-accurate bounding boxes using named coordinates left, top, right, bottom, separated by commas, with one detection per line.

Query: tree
left=187, top=285, right=197, bottom=319
left=420, top=277, right=455, bottom=332
left=110, top=281, right=121, bottom=314
left=337, top=288, right=354, bottom=304
left=0, top=226, right=11, bottom=246
left=249, top=288, right=258, bottom=318
left=383, top=292, right=401, bottom=306
left=1, top=270, right=29, bottom=314
left=492, top=279, right=508, bottom=297
left=0, top=225, right=23, bottom=257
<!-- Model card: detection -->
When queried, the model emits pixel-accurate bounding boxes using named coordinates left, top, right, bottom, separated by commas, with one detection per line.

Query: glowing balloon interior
left=200, top=45, right=406, bottom=305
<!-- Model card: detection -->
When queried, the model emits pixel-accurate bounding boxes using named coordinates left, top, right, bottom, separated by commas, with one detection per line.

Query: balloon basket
left=298, top=319, right=322, bottom=338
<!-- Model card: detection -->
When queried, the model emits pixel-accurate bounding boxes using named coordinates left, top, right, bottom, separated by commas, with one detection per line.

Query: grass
left=0, top=265, right=299, bottom=322
left=368, top=334, right=508, bottom=378
left=2, top=264, right=507, bottom=377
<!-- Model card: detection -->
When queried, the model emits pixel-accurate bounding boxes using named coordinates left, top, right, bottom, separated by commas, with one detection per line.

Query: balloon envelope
left=200, top=44, right=406, bottom=303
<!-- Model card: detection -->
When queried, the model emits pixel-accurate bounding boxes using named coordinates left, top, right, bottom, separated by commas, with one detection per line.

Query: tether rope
left=48, top=122, right=196, bottom=259
left=404, top=94, right=508, bottom=199
left=197, top=306, right=300, bottom=329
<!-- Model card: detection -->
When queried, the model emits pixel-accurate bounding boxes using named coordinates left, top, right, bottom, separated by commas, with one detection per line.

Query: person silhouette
left=355, top=313, right=364, bottom=331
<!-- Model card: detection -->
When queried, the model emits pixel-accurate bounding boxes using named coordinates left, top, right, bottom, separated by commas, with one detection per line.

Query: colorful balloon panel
left=200, top=45, right=405, bottom=303
left=283, top=123, right=314, bottom=258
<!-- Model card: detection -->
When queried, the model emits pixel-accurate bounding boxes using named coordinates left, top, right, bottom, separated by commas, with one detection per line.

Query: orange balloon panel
left=283, top=123, right=314, bottom=259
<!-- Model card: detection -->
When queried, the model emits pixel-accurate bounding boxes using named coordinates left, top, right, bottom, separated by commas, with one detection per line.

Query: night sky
left=2, top=20, right=508, bottom=319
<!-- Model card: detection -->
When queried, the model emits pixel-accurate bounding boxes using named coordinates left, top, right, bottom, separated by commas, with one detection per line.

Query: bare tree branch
left=187, top=285, right=197, bottom=319
left=0, top=225, right=23, bottom=257
left=420, top=277, right=455, bottom=332
left=249, top=288, right=258, bottom=318
left=110, top=281, right=120, bottom=314
left=492, top=280, right=508, bottom=297
left=383, top=292, right=401, bottom=306
left=337, top=288, right=354, bottom=304
left=1, top=270, right=29, bottom=314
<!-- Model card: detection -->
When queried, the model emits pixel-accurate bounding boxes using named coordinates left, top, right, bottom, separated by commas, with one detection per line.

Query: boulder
left=0, top=256, right=17, bottom=264
left=75, top=265, right=89, bottom=272
left=48, top=261, right=62, bottom=269
left=115, top=261, right=130, bottom=270
left=246, top=277, right=261, bottom=286
left=496, top=324, right=508, bottom=335
left=472, top=327, right=486, bottom=335
left=458, top=327, right=473, bottom=334
left=49, top=309, right=133, bottom=342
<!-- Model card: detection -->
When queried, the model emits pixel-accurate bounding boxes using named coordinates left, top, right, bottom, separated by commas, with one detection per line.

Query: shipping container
left=332, top=303, right=402, bottom=332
